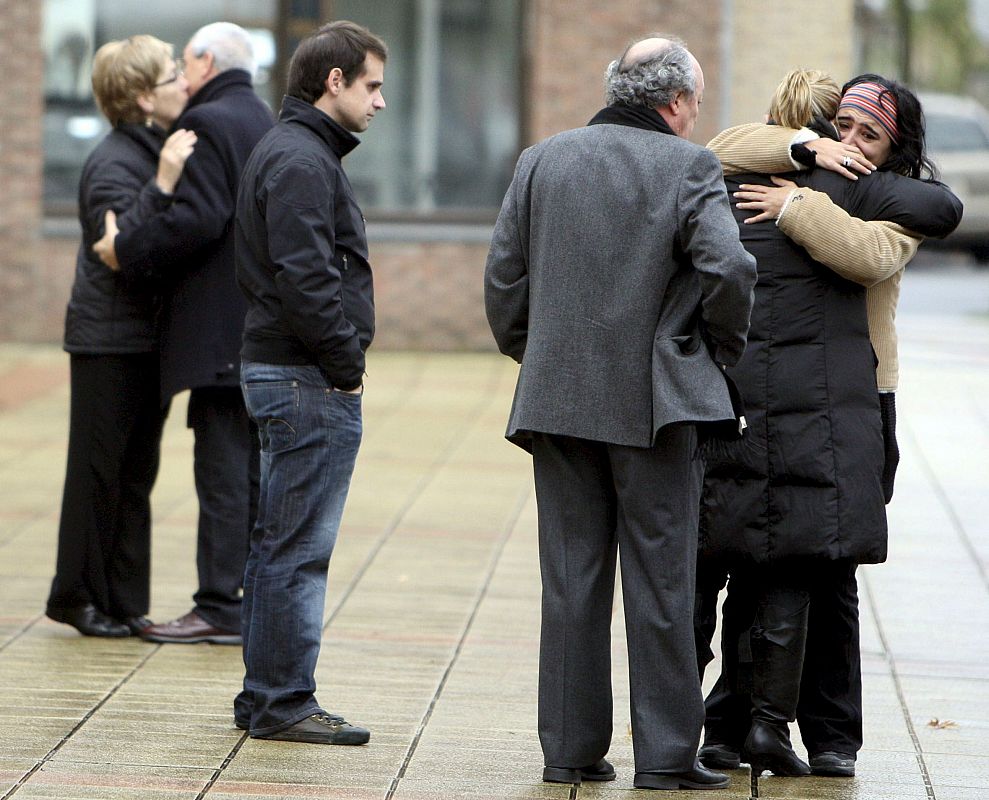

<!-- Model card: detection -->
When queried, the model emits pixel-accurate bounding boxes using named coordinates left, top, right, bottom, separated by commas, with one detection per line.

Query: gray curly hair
left=605, top=36, right=696, bottom=108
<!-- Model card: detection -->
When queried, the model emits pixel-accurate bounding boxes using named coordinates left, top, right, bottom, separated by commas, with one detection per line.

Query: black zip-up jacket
left=65, top=124, right=171, bottom=353
left=236, top=96, right=374, bottom=390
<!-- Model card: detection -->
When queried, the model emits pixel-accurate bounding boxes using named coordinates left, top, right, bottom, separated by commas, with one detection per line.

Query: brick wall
left=525, top=0, right=725, bottom=146
left=0, top=0, right=45, bottom=341
left=727, top=0, right=855, bottom=127
left=38, top=234, right=497, bottom=352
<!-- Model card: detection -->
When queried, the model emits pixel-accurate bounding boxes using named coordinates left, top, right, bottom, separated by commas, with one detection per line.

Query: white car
left=920, top=92, right=989, bottom=261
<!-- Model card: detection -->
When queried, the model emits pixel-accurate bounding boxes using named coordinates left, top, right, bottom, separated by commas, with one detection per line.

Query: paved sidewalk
left=0, top=266, right=986, bottom=799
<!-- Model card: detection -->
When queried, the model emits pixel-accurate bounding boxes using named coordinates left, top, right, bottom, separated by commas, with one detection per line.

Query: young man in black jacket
left=232, top=20, right=386, bottom=746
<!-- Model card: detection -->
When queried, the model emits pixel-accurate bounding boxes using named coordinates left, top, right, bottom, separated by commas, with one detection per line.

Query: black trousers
left=532, top=426, right=705, bottom=773
left=697, top=559, right=863, bottom=756
left=48, top=353, right=167, bottom=619
left=186, top=386, right=260, bottom=632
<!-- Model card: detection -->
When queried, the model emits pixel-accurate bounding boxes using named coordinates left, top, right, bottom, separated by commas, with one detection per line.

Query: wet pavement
left=0, top=263, right=986, bottom=799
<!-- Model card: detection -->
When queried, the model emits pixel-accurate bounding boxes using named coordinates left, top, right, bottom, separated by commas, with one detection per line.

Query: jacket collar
left=278, top=95, right=360, bottom=159
left=588, top=104, right=676, bottom=136
left=117, top=122, right=167, bottom=157
left=185, top=68, right=254, bottom=111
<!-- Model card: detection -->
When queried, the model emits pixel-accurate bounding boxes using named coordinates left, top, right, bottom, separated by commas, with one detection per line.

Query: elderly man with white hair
left=94, top=22, right=274, bottom=644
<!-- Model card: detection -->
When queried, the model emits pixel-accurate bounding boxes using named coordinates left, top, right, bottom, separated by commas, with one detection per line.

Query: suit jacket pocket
left=651, top=334, right=736, bottom=435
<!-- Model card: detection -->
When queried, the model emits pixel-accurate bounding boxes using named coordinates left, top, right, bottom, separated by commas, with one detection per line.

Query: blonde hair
left=91, top=35, right=173, bottom=127
left=768, top=69, right=841, bottom=130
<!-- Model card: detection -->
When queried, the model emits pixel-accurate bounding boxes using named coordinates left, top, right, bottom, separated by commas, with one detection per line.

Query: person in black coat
left=46, top=35, right=195, bottom=637
left=696, top=73, right=961, bottom=778
left=93, top=22, right=275, bottom=644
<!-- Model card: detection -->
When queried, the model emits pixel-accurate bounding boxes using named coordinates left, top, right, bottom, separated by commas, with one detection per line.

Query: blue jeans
left=235, top=360, right=363, bottom=735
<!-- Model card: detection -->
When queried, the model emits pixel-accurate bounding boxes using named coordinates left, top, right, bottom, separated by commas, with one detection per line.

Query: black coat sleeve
left=114, top=117, right=234, bottom=280
left=843, top=172, right=963, bottom=238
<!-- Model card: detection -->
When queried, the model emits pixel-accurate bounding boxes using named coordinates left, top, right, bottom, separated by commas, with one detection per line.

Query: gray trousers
left=531, top=425, right=705, bottom=772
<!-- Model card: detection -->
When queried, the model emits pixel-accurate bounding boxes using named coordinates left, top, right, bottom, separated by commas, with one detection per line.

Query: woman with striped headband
left=695, top=70, right=962, bottom=780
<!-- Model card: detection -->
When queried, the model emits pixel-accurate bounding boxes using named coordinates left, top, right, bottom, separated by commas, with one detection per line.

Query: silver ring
left=842, top=155, right=852, bottom=168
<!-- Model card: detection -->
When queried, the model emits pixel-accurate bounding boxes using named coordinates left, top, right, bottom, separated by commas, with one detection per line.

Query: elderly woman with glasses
left=46, top=35, right=196, bottom=638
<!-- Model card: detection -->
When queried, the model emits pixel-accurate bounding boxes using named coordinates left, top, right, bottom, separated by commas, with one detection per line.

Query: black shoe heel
left=749, top=762, right=761, bottom=797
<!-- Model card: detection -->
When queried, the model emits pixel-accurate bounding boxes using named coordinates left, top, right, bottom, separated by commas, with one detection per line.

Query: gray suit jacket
left=485, top=122, right=756, bottom=450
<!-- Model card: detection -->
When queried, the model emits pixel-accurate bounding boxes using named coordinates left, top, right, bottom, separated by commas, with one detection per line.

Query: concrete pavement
left=0, top=263, right=986, bottom=799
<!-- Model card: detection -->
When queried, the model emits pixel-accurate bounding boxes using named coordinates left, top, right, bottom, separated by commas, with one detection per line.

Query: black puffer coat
left=64, top=124, right=171, bottom=354
left=700, top=168, right=960, bottom=565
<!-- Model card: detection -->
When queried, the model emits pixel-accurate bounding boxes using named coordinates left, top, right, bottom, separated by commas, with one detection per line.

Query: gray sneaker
left=255, top=713, right=370, bottom=745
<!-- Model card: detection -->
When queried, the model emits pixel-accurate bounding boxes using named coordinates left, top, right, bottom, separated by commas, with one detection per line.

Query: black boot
left=743, top=720, right=810, bottom=777
left=741, top=582, right=811, bottom=778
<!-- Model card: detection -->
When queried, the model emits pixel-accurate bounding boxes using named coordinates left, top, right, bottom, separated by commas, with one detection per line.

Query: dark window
left=42, top=0, right=523, bottom=219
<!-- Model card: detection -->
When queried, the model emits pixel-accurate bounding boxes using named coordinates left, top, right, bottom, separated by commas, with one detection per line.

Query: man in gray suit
left=485, top=36, right=756, bottom=791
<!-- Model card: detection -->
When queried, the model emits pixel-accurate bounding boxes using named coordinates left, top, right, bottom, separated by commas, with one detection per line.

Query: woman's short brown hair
left=91, top=35, right=172, bottom=127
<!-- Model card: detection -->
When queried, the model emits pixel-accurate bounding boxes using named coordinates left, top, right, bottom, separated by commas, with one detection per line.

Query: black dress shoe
left=47, top=604, right=130, bottom=638
left=543, top=758, right=616, bottom=784
left=253, top=713, right=370, bottom=745
left=634, top=762, right=730, bottom=790
left=122, top=616, right=153, bottom=636
left=810, top=751, right=856, bottom=777
left=699, top=742, right=742, bottom=769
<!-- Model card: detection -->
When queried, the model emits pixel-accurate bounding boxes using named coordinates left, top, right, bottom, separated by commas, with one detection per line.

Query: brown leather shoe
left=139, top=610, right=241, bottom=645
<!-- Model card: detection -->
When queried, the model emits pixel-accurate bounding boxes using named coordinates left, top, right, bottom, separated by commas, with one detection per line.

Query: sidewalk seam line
left=861, top=568, right=937, bottom=800
left=385, top=482, right=530, bottom=800
left=194, top=732, right=251, bottom=800
left=384, top=358, right=527, bottom=799
left=321, top=354, right=501, bottom=634
left=197, top=356, right=511, bottom=797
left=0, top=613, right=46, bottom=654
left=905, top=425, right=989, bottom=594
left=1, top=644, right=162, bottom=800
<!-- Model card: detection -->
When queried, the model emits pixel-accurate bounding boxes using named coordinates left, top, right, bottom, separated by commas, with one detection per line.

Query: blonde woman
left=695, top=69, right=961, bottom=778
left=46, top=36, right=195, bottom=637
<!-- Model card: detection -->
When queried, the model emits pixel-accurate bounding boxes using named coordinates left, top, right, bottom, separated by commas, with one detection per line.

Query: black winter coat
left=114, top=70, right=274, bottom=399
left=236, top=97, right=374, bottom=391
left=64, top=124, right=171, bottom=353
left=700, top=168, right=961, bottom=565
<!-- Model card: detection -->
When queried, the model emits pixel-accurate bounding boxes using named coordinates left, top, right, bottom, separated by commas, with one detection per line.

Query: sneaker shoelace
left=315, top=713, right=347, bottom=727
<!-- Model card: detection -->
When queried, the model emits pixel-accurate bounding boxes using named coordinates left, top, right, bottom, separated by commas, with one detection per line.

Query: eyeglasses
left=155, top=59, right=185, bottom=87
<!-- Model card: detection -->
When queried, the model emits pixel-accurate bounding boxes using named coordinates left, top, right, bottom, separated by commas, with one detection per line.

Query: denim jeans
left=235, top=360, right=363, bottom=735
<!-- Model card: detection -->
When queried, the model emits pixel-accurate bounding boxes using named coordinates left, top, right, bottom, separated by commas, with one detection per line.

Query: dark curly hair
left=841, top=73, right=938, bottom=180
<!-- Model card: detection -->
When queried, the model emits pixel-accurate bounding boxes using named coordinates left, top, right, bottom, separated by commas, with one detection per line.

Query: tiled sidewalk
left=0, top=267, right=987, bottom=799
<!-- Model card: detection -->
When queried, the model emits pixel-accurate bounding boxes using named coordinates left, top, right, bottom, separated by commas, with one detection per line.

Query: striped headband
left=838, top=82, right=899, bottom=143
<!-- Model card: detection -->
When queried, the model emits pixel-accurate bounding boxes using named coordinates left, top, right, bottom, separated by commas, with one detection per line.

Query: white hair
left=605, top=36, right=696, bottom=108
left=188, top=21, right=256, bottom=78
